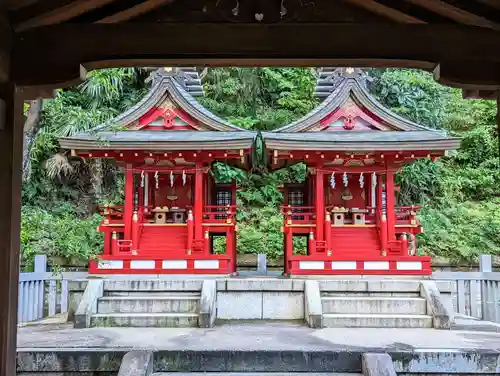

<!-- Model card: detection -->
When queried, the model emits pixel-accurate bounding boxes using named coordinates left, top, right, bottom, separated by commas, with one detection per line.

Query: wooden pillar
left=124, top=164, right=134, bottom=240
left=386, top=168, right=396, bottom=241
left=194, top=162, right=204, bottom=240
left=0, top=83, right=24, bottom=376
left=315, top=168, right=325, bottom=241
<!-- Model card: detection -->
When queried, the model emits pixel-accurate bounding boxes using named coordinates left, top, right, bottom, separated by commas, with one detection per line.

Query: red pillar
left=194, top=162, right=204, bottom=241
left=315, top=169, right=325, bottom=241
left=386, top=168, right=396, bottom=241
left=124, top=164, right=134, bottom=240
left=376, top=174, right=384, bottom=225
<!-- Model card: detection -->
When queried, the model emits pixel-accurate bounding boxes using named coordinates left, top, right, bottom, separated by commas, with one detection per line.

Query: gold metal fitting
left=187, top=249, right=192, bottom=255
left=327, top=250, right=332, bottom=256
left=381, top=250, right=387, bottom=256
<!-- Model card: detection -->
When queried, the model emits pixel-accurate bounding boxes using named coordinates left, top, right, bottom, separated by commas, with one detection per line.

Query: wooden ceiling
left=3, top=0, right=500, bottom=98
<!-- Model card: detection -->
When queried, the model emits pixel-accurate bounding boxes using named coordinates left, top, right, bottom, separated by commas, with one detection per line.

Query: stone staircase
left=319, top=280, right=434, bottom=328
left=83, top=280, right=205, bottom=328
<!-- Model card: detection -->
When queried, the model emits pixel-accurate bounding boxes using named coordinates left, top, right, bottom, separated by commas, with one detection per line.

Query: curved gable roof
left=275, top=68, right=433, bottom=133
left=88, top=67, right=246, bottom=133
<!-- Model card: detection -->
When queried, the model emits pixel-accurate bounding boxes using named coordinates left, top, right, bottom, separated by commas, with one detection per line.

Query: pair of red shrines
left=59, top=68, right=460, bottom=276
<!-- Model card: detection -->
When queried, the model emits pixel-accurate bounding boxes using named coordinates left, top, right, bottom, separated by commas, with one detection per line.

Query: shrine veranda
left=59, top=67, right=460, bottom=276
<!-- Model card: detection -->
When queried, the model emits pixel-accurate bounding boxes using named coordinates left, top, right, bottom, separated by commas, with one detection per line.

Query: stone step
left=322, top=292, right=421, bottom=297
left=105, top=291, right=201, bottom=297
left=321, top=296, right=427, bottom=315
left=322, top=313, right=433, bottom=328
left=90, top=312, right=199, bottom=328
left=103, top=279, right=203, bottom=292
left=97, top=295, right=200, bottom=314
left=153, top=374, right=361, bottom=376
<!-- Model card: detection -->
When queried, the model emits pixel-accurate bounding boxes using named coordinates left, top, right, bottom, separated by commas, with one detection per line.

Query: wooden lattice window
left=215, top=189, right=232, bottom=219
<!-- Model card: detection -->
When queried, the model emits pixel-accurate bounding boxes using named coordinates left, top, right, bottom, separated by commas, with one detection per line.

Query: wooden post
left=186, top=209, right=193, bottom=254
left=376, top=173, right=384, bottom=225
left=315, top=168, right=325, bottom=241
left=103, top=231, right=111, bottom=255
left=325, top=212, right=332, bottom=255
left=111, top=232, right=118, bottom=255
left=124, top=164, right=134, bottom=240
left=386, top=168, right=396, bottom=241
left=401, top=233, right=409, bottom=256
left=131, top=210, right=139, bottom=252
left=0, top=82, right=24, bottom=376
left=194, top=162, right=204, bottom=241
left=380, top=214, right=388, bottom=255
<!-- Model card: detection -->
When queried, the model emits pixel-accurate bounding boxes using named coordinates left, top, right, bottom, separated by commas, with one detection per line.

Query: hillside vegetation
left=20, top=68, right=500, bottom=268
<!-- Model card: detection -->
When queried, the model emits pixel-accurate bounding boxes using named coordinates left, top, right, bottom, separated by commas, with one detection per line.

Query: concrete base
left=17, top=323, right=500, bottom=374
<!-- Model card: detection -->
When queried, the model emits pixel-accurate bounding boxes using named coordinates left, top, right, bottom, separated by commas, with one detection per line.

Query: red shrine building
left=263, top=67, right=460, bottom=276
left=60, top=68, right=256, bottom=274
left=60, top=67, right=460, bottom=276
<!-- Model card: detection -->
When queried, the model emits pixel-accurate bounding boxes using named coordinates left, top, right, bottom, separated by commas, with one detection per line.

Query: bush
left=21, top=205, right=103, bottom=269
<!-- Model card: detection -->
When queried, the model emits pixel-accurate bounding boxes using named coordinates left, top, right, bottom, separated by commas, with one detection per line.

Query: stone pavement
left=17, top=322, right=500, bottom=351
left=17, top=323, right=500, bottom=374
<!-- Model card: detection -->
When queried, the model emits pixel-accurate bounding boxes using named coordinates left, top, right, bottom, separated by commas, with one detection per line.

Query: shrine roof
left=59, top=131, right=256, bottom=151
left=276, top=68, right=436, bottom=133
left=262, top=130, right=460, bottom=151
left=60, top=68, right=246, bottom=150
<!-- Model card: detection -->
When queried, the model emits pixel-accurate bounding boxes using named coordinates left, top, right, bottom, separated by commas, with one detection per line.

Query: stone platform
left=17, top=323, right=500, bottom=374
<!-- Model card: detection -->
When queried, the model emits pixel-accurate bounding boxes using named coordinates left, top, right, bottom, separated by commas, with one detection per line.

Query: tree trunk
left=22, top=99, right=43, bottom=182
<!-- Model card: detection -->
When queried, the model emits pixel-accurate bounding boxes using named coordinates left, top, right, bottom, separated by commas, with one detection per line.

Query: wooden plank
left=14, top=0, right=119, bottom=32
left=11, top=23, right=500, bottom=88
left=0, top=82, right=24, bottom=376
left=17, top=282, right=24, bottom=323
left=457, top=279, right=466, bottom=314
left=469, top=279, right=480, bottom=318
left=37, top=280, right=44, bottom=318
left=22, top=282, right=29, bottom=322
left=96, top=0, right=174, bottom=23
left=477, top=0, right=500, bottom=10
left=405, top=0, right=500, bottom=30
left=7, top=0, right=43, bottom=11
left=48, top=280, right=57, bottom=316
left=343, top=0, right=426, bottom=24
left=60, top=280, right=69, bottom=313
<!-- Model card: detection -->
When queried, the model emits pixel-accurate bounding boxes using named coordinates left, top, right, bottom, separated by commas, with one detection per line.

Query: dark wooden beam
left=0, top=82, right=23, bottom=376
left=477, top=0, right=500, bottom=11
left=14, top=0, right=119, bottom=31
left=11, top=23, right=500, bottom=88
left=6, top=0, right=42, bottom=11
left=462, top=89, right=497, bottom=99
left=96, top=0, right=174, bottom=23
left=343, top=0, right=426, bottom=24
left=405, top=0, right=500, bottom=29
left=434, top=61, right=500, bottom=90
left=0, top=13, right=10, bottom=82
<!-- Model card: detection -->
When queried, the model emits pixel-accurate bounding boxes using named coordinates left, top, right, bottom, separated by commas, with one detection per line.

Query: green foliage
left=418, top=199, right=500, bottom=262
left=21, top=205, right=103, bottom=269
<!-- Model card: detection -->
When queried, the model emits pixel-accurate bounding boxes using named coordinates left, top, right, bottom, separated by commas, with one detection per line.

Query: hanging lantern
left=359, top=172, right=364, bottom=189
left=371, top=172, right=377, bottom=190
left=140, top=170, right=145, bottom=188
left=330, top=172, right=336, bottom=189
left=182, top=170, right=186, bottom=186
left=343, top=172, right=348, bottom=187
left=170, top=171, right=174, bottom=187
left=154, top=171, right=159, bottom=189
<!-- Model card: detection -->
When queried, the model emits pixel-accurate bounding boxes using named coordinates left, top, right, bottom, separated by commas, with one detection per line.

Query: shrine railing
left=99, top=205, right=124, bottom=222
left=203, top=205, right=237, bottom=224
left=395, top=205, right=421, bottom=225
left=281, top=205, right=316, bottom=224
